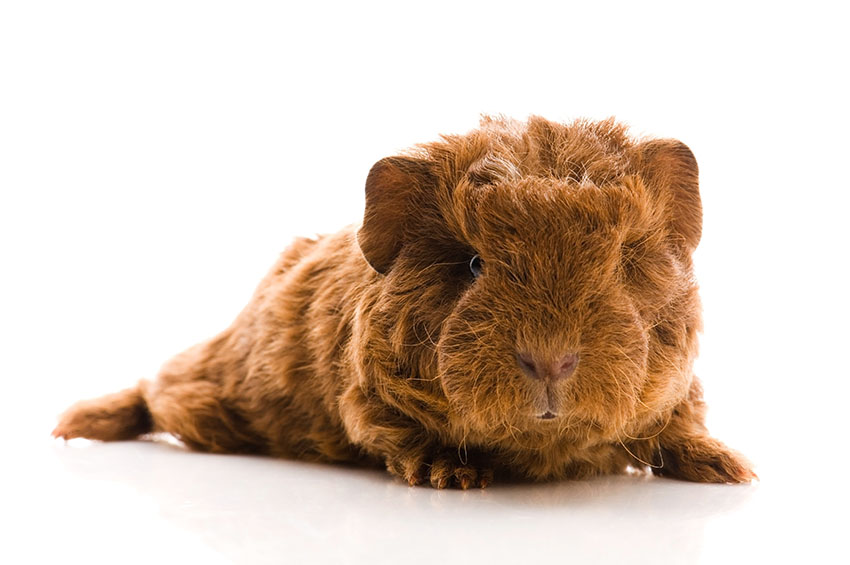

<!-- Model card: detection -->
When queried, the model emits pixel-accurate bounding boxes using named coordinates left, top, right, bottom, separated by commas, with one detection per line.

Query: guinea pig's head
left=357, top=117, right=703, bottom=447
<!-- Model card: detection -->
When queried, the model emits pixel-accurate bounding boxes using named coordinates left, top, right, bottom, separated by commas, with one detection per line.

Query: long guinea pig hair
left=53, top=116, right=755, bottom=489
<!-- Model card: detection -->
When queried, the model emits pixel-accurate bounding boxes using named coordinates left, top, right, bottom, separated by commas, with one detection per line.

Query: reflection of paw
left=654, top=436, right=757, bottom=484
left=386, top=448, right=494, bottom=489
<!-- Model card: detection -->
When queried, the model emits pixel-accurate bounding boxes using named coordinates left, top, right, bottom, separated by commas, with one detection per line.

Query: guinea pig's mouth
left=532, top=385, right=561, bottom=421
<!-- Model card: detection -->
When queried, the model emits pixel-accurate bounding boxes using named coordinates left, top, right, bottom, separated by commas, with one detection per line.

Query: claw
left=431, top=475, right=449, bottom=489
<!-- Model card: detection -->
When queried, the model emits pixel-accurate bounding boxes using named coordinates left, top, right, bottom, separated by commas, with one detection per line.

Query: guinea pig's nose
left=517, top=351, right=579, bottom=382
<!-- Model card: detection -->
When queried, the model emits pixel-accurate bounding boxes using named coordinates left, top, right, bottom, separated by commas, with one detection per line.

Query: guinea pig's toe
left=455, top=465, right=478, bottom=490
left=402, top=468, right=426, bottom=486
left=477, top=467, right=495, bottom=488
left=386, top=453, right=427, bottom=486
left=428, top=457, right=454, bottom=489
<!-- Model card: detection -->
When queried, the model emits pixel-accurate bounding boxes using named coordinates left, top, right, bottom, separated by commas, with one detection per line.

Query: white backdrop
left=2, top=1, right=848, bottom=563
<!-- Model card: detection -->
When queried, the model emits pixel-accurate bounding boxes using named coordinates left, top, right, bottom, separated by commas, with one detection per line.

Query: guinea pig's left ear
left=636, top=139, right=702, bottom=251
left=357, top=156, right=436, bottom=274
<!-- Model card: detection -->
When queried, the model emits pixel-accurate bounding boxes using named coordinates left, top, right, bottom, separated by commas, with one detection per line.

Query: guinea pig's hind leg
left=141, top=377, right=266, bottom=454
left=53, top=385, right=152, bottom=441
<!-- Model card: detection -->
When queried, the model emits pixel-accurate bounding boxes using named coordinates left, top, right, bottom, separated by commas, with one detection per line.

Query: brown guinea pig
left=53, top=116, right=755, bottom=489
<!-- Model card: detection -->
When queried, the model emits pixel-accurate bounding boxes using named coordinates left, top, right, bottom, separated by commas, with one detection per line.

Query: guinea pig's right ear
left=357, top=156, right=436, bottom=274
left=636, top=139, right=702, bottom=252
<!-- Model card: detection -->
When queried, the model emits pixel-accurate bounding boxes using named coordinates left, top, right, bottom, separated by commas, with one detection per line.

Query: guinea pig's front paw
left=654, top=435, right=757, bottom=484
left=386, top=447, right=494, bottom=489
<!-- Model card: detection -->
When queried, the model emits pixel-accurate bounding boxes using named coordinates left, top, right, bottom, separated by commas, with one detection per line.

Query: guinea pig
left=53, top=116, right=756, bottom=489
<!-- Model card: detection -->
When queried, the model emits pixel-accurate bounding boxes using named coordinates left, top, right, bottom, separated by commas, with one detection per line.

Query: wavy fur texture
left=54, top=116, right=755, bottom=488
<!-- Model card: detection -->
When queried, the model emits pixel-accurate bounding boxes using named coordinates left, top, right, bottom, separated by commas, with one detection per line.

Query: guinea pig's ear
left=357, top=156, right=436, bottom=274
left=636, top=139, right=702, bottom=251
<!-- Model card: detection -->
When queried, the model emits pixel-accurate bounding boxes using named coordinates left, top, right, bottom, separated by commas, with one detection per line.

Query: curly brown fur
left=54, top=116, right=755, bottom=488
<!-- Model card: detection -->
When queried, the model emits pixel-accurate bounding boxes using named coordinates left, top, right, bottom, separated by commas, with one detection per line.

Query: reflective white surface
left=2, top=432, right=838, bottom=564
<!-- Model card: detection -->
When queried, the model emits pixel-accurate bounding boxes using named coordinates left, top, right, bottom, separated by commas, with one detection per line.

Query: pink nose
left=517, top=351, right=579, bottom=382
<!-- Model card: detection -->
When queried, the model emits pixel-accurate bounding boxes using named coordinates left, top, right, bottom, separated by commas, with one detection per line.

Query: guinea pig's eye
left=469, top=254, right=484, bottom=278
